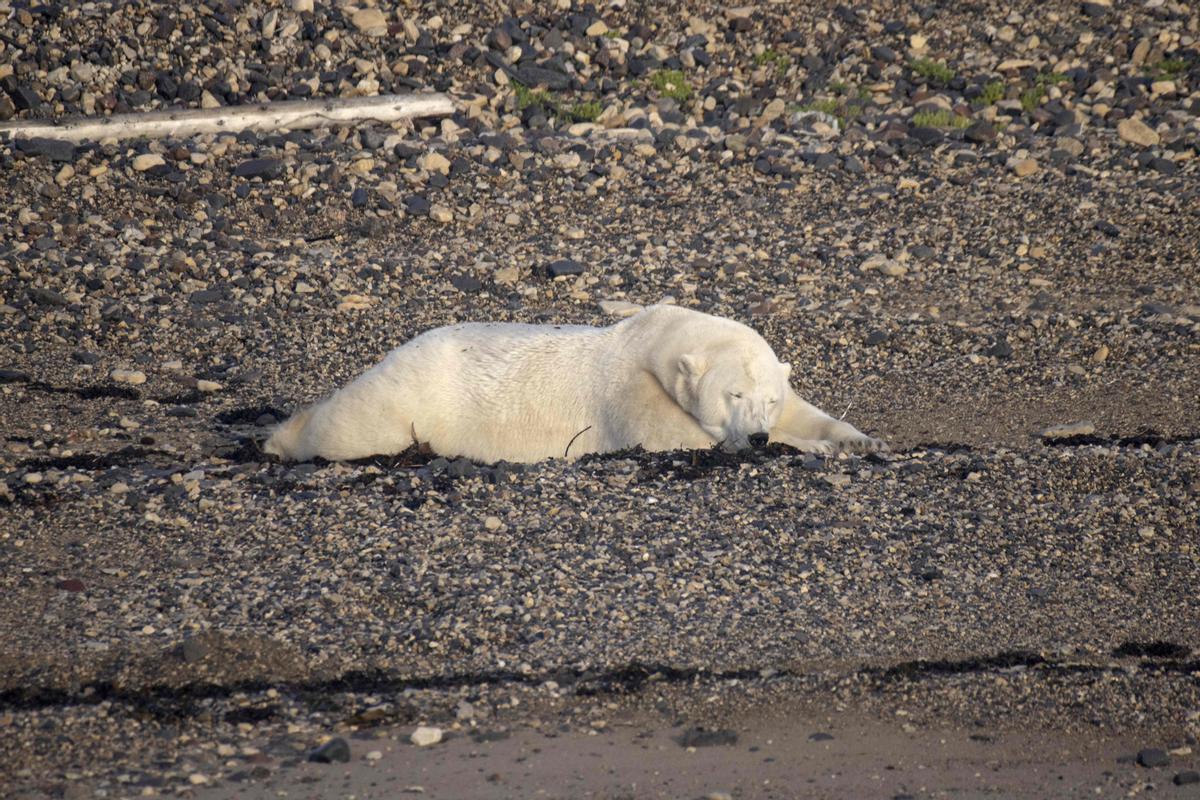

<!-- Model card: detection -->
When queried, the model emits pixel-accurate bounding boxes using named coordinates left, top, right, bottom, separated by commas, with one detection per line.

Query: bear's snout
left=748, top=432, right=769, bottom=448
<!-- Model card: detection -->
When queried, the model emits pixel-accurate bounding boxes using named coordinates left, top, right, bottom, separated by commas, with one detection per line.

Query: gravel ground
left=2, top=0, right=1199, bottom=797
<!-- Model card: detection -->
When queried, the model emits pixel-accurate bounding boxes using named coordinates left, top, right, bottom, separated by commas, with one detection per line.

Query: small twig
left=839, top=399, right=854, bottom=421
left=564, top=425, right=593, bottom=459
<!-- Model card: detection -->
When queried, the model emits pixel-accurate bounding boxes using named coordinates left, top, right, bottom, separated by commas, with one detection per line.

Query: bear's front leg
left=771, top=390, right=887, bottom=454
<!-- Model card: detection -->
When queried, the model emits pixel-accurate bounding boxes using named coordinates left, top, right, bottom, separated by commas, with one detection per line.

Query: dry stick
left=564, top=425, right=593, bottom=459
left=0, top=93, right=455, bottom=143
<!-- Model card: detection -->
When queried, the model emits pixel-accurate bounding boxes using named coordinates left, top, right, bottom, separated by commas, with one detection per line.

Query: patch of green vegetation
left=513, top=81, right=554, bottom=111
left=1036, top=71, right=1068, bottom=87
left=909, top=58, right=955, bottom=84
left=828, top=81, right=872, bottom=100
left=754, top=48, right=792, bottom=73
left=563, top=100, right=602, bottom=123
left=511, top=82, right=602, bottom=124
left=1019, top=85, right=1045, bottom=112
left=602, top=28, right=623, bottom=39
left=1147, top=58, right=1188, bottom=79
left=911, top=109, right=970, bottom=129
left=794, top=98, right=839, bottom=116
left=648, top=69, right=691, bottom=103
left=975, top=80, right=1005, bottom=106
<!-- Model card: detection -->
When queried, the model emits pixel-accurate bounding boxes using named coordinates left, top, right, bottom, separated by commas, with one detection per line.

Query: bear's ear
left=678, top=354, right=707, bottom=379
left=779, top=361, right=792, bottom=379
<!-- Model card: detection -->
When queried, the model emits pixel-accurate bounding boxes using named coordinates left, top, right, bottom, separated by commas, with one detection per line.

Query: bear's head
left=678, top=351, right=791, bottom=451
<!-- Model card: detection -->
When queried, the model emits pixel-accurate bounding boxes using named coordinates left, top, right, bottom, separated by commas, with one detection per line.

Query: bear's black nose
left=748, top=433, right=768, bottom=448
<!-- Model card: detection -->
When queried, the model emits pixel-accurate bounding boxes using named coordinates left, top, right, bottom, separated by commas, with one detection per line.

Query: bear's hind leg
left=771, top=390, right=886, bottom=454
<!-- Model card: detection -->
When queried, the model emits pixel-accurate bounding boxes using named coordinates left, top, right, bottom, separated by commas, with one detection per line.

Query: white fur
left=264, top=306, right=884, bottom=463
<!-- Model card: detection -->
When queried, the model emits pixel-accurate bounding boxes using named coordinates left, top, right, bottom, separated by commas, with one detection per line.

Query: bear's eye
left=768, top=398, right=778, bottom=405
left=730, top=392, right=743, bottom=399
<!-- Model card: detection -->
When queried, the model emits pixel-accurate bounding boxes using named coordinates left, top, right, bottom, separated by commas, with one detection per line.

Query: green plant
left=602, top=28, right=623, bottom=39
left=1019, top=85, right=1045, bottom=112
left=829, top=79, right=849, bottom=94
left=649, top=69, right=691, bottom=103
left=512, top=81, right=553, bottom=111
left=754, top=48, right=792, bottom=73
left=1147, top=58, right=1188, bottom=78
left=511, top=82, right=601, bottom=124
left=794, top=98, right=839, bottom=116
left=911, top=109, right=970, bottom=129
left=976, top=80, right=1004, bottom=106
left=563, top=100, right=602, bottom=122
left=1036, top=71, right=1068, bottom=87
left=909, top=58, right=955, bottom=83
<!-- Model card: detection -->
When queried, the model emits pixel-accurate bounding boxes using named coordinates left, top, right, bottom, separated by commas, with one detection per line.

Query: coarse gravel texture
left=2, top=0, right=1200, bottom=797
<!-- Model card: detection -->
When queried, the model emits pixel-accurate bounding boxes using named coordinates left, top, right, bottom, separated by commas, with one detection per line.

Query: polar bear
left=263, top=305, right=884, bottom=463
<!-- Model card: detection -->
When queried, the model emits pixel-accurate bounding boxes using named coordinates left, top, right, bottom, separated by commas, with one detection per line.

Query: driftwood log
left=0, top=93, right=455, bottom=144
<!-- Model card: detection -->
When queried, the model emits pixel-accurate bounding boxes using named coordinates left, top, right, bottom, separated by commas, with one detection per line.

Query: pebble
left=1137, top=747, right=1169, bottom=768
left=1175, top=771, right=1200, bottom=786
left=547, top=259, right=585, bottom=278
left=351, top=8, right=389, bottom=36
left=308, top=737, right=352, bottom=764
left=1038, top=421, right=1096, bottom=440
left=429, top=205, right=453, bottom=223
left=196, top=380, right=223, bottom=393
left=418, top=152, right=451, bottom=174
left=1011, top=159, right=1039, bottom=178
left=410, top=726, right=443, bottom=747
left=131, top=154, right=165, bottom=172
left=1116, top=118, right=1159, bottom=148
left=233, top=158, right=285, bottom=179
left=110, top=369, right=147, bottom=385
left=484, top=516, right=502, bottom=531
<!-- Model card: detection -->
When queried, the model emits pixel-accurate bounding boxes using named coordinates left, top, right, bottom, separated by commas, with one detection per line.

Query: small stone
left=56, top=578, right=85, bottom=592
left=809, top=731, right=835, bottom=741
left=23, top=472, right=44, bottom=485
left=111, top=369, right=147, bottom=385
left=1012, top=158, right=1039, bottom=177
left=188, top=774, right=209, bottom=786
left=1175, top=771, right=1200, bottom=786
left=1137, top=748, right=1169, bottom=768
left=554, top=152, right=582, bottom=170
left=1117, top=118, right=1159, bottom=148
left=585, top=20, right=609, bottom=36
left=15, top=137, right=76, bottom=162
left=430, top=205, right=453, bottom=223
left=484, top=516, right=502, bottom=531
left=309, top=737, right=352, bottom=764
left=200, top=90, right=222, bottom=109
left=292, top=0, right=313, bottom=11
left=132, top=153, right=165, bottom=171
left=233, top=158, right=285, bottom=179
left=547, top=259, right=585, bottom=278
left=705, top=793, right=733, bottom=800
left=351, top=8, right=389, bottom=36
left=1090, top=344, right=1109, bottom=364
left=410, top=726, right=443, bottom=747
left=196, top=380, right=222, bottom=393
left=1039, top=421, right=1096, bottom=440
left=417, top=152, right=451, bottom=174
left=0, top=369, right=31, bottom=384
left=365, top=750, right=383, bottom=761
